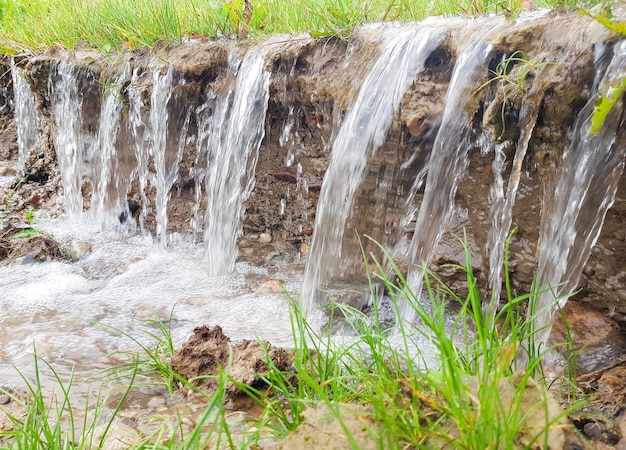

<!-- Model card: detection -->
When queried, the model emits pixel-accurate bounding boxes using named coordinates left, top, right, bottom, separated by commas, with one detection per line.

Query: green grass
left=0, top=0, right=603, bottom=54
left=233, top=235, right=583, bottom=449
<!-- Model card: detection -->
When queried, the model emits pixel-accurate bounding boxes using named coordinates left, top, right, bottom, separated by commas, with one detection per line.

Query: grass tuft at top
left=0, top=0, right=602, bottom=54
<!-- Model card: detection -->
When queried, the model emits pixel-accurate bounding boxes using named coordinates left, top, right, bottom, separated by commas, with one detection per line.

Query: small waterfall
left=192, top=87, right=230, bottom=242
left=91, top=69, right=129, bottom=229
left=128, top=67, right=151, bottom=234
left=150, top=67, right=189, bottom=248
left=301, top=24, right=447, bottom=313
left=49, top=61, right=86, bottom=219
left=404, top=41, right=494, bottom=325
left=11, top=59, right=40, bottom=171
left=485, top=88, right=543, bottom=321
left=530, top=41, right=626, bottom=354
left=200, top=50, right=271, bottom=276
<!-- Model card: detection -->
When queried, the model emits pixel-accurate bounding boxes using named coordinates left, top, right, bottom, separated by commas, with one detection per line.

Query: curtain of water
left=301, top=24, right=446, bottom=314
left=530, top=41, right=626, bottom=357
left=11, top=59, right=40, bottom=172
left=192, top=86, right=231, bottom=242
left=150, top=67, right=189, bottom=248
left=485, top=88, right=543, bottom=322
left=404, top=41, right=495, bottom=325
left=49, top=61, right=85, bottom=219
left=201, top=50, right=270, bottom=276
left=91, top=69, right=129, bottom=229
left=128, top=67, right=151, bottom=234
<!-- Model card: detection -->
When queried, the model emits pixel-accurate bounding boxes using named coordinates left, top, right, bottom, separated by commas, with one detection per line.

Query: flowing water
left=485, top=88, right=543, bottom=321
left=0, top=217, right=302, bottom=394
left=201, top=49, right=270, bottom=276
left=301, top=23, right=447, bottom=313
left=91, top=68, right=131, bottom=230
left=50, top=60, right=87, bottom=218
left=403, top=40, right=495, bottom=325
left=11, top=59, right=40, bottom=171
left=531, top=40, right=626, bottom=353
left=150, top=67, right=190, bottom=248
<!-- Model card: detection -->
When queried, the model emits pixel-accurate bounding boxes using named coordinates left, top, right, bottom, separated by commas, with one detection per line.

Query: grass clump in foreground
left=0, top=238, right=584, bottom=449
left=0, top=0, right=601, bottom=54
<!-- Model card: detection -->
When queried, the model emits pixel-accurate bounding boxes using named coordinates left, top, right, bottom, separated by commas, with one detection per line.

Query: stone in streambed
left=549, top=301, right=626, bottom=374
left=86, top=423, right=140, bottom=450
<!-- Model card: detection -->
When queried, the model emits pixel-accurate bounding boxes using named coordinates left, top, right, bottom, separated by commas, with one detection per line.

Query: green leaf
left=13, top=228, right=41, bottom=239
left=591, top=77, right=626, bottom=135
left=579, top=8, right=626, bottom=36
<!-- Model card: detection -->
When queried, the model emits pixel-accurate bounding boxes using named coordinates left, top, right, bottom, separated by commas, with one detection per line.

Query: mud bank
left=1, top=11, right=626, bottom=342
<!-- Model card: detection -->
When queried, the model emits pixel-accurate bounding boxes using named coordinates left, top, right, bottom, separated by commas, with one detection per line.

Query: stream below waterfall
left=0, top=216, right=304, bottom=388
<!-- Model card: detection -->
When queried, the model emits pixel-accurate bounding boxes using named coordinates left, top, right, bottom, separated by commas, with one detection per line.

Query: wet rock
left=570, top=409, right=622, bottom=446
left=87, top=422, right=140, bottom=450
left=278, top=403, right=377, bottom=450
left=170, top=325, right=294, bottom=398
left=0, top=225, right=64, bottom=265
left=549, top=301, right=626, bottom=374
left=66, top=240, right=91, bottom=262
left=272, top=167, right=298, bottom=183
left=257, top=278, right=284, bottom=294
left=300, top=173, right=322, bottom=192
left=0, top=166, right=16, bottom=177
left=24, top=194, right=40, bottom=207
left=578, top=359, right=626, bottom=417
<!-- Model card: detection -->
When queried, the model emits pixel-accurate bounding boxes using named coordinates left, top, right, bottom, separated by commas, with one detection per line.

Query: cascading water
left=200, top=49, right=270, bottom=276
left=403, top=40, right=495, bottom=325
left=91, top=68, right=130, bottom=230
left=301, top=24, right=447, bottom=313
left=530, top=40, right=626, bottom=355
left=485, top=87, right=543, bottom=321
left=11, top=59, right=40, bottom=171
left=49, top=60, right=86, bottom=219
left=150, top=67, right=189, bottom=248
left=128, top=67, right=151, bottom=234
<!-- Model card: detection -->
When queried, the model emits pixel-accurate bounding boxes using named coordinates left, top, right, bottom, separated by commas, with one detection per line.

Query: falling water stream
left=301, top=23, right=447, bottom=312
left=50, top=61, right=87, bottom=218
left=531, top=40, right=626, bottom=353
left=11, top=60, right=40, bottom=171
left=403, top=40, right=495, bottom=325
left=201, top=49, right=270, bottom=275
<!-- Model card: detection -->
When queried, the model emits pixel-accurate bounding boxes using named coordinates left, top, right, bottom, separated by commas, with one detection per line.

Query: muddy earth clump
left=0, top=223, right=65, bottom=265
left=170, top=325, right=294, bottom=399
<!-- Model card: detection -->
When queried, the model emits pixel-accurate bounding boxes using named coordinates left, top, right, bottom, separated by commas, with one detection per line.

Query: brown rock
left=24, top=194, right=40, bottom=206
left=549, top=301, right=626, bottom=374
left=577, top=359, right=626, bottom=419
left=0, top=166, right=16, bottom=177
left=301, top=173, right=322, bottom=192
left=257, top=278, right=284, bottom=294
left=278, top=404, right=377, bottom=450
left=272, top=167, right=298, bottom=183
